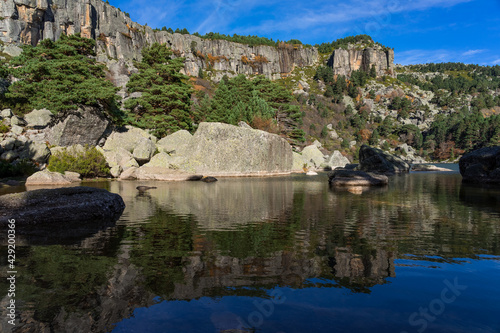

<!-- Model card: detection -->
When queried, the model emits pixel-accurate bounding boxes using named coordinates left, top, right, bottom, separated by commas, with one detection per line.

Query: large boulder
left=292, top=152, right=306, bottom=172
left=459, top=146, right=500, bottom=184
left=26, top=170, right=80, bottom=185
left=358, top=145, right=410, bottom=174
left=103, top=125, right=157, bottom=153
left=133, top=138, right=157, bottom=164
left=46, top=106, right=110, bottom=146
left=328, top=168, right=389, bottom=186
left=0, top=187, right=125, bottom=226
left=324, top=150, right=350, bottom=170
left=176, top=122, right=293, bottom=176
left=300, top=145, right=325, bottom=169
left=19, top=142, right=51, bottom=163
left=156, top=130, right=192, bottom=155
left=24, top=109, right=53, bottom=128
left=99, top=147, right=139, bottom=174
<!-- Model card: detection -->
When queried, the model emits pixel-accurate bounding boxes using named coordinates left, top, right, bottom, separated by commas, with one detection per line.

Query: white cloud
left=493, top=59, right=500, bottom=65
left=462, top=49, right=486, bottom=56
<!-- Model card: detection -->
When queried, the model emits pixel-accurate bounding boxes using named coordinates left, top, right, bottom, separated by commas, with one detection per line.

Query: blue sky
left=108, top=0, right=500, bottom=66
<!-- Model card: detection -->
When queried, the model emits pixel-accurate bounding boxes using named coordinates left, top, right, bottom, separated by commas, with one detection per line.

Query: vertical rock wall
left=328, top=46, right=395, bottom=77
left=0, top=0, right=394, bottom=80
left=0, top=0, right=318, bottom=80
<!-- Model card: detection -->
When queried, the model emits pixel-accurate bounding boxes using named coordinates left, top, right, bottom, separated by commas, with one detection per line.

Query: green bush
left=48, top=146, right=109, bottom=178
left=0, top=123, right=9, bottom=133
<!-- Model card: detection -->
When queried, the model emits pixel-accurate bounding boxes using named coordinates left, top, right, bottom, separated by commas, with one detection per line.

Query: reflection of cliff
left=1, top=231, right=157, bottom=333
left=109, top=178, right=296, bottom=230
left=8, top=172, right=500, bottom=331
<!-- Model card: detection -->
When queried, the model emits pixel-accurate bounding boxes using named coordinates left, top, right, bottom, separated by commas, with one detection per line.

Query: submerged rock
left=459, top=146, right=500, bottom=184
left=328, top=168, right=389, bottom=186
left=358, top=145, right=410, bottom=174
left=0, top=186, right=125, bottom=225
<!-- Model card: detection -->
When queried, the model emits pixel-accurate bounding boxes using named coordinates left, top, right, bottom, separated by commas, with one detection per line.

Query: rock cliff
left=0, top=0, right=395, bottom=82
left=0, top=0, right=318, bottom=80
left=327, top=44, right=395, bottom=77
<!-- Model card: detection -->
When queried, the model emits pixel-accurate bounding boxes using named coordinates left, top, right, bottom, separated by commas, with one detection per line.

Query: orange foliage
left=254, top=55, right=269, bottom=63
left=251, top=116, right=279, bottom=134
left=196, top=50, right=205, bottom=59
left=359, top=129, right=371, bottom=141
left=375, top=95, right=382, bottom=103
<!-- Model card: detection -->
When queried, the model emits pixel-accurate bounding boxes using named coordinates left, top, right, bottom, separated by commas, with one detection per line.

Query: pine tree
left=6, top=34, right=118, bottom=115
left=124, top=42, right=193, bottom=137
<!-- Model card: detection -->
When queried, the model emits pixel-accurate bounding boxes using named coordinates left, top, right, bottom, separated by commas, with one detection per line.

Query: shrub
left=0, top=123, right=9, bottom=133
left=48, top=146, right=109, bottom=178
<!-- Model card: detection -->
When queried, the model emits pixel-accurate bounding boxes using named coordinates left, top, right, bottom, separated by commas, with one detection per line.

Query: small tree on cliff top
left=6, top=34, right=118, bottom=115
left=124, top=42, right=193, bottom=137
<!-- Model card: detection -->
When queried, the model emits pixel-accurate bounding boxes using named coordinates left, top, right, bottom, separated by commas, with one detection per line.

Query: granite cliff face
left=328, top=45, right=395, bottom=77
left=0, top=0, right=394, bottom=82
left=0, top=0, right=318, bottom=80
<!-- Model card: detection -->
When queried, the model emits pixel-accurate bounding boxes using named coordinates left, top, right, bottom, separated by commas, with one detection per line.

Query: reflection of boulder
left=110, top=179, right=294, bottom=230
left=459, top=183, right=500, bottom=214
left=459, top=146, right=500, bottom=184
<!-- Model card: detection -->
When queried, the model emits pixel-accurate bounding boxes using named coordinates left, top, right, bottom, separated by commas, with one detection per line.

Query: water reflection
left=1, top=172, right=500, bottom=332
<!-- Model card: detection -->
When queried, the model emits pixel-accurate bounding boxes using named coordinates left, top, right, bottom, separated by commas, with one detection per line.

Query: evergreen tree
left=124, top=42, right=193, bottom=137
left=6, top=34, right=118, bottom=115
left=369, top=128, right=380, bottom=146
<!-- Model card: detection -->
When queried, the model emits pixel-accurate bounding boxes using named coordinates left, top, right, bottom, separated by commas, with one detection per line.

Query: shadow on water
left=459, top=182, right=500, bottom=215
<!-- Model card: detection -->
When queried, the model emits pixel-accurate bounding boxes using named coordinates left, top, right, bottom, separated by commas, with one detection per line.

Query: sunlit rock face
left=328, top=45, right=395, bottom=77
left=0, top=0, right=318, bottom=80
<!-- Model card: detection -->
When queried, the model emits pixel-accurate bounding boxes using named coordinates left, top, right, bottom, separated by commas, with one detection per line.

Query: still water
left=1, top=167, right=500, bottom=332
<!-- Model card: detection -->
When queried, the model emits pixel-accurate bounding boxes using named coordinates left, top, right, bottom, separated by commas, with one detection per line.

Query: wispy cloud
left=396, top=48, right=496, bottom=65
left=396, top=49, right=454, bottom=65
left=462, top=49, right=486, bottom=56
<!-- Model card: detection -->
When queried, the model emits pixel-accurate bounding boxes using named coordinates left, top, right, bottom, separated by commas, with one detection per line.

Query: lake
left=1, top=167, right=500, bottom=332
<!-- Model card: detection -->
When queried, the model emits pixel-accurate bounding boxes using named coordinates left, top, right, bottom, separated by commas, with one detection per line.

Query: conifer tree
left=124, top=42, right=193, bottom=137
left=6, top=34, right=118, bottom=115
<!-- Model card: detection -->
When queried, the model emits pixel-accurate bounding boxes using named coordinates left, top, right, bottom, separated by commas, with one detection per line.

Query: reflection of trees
left=126, top=209, right=195, bottom=299
left=6, top=173, right=500, bottom=331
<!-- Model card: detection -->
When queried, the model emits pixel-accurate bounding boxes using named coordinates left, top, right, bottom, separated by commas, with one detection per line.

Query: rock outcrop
left=328, top=44, right=395, bottom=77
left=25, top=169, right=81, bottom=186
left=459, top=146, right=500, bottom=184
left=358, top=145, right=410, bottom=174
left=0, top=186, right=125, bottom=225
left=0, top=0, right=318, bottom=81
left=328, top=168, right=389, bottom=186
left=46, top=106, right=110, bottom=146
left=175, top=122, right=293, bottom=176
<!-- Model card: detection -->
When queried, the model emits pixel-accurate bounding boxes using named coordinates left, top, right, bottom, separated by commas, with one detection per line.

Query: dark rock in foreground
left=459, top=146, right=500, bottom=184
left=328, top=168, right=389, bottom=186
left=358, top=145, right=410, bottom=174
left=0, top=186, right=125, bottom=226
